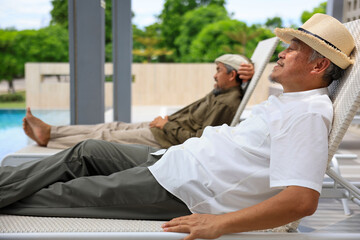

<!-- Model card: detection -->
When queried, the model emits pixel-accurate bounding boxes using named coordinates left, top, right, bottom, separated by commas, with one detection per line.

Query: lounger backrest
left=327, top=19, right=360, bottom=165
left=230, top=37, right=279, bottom=126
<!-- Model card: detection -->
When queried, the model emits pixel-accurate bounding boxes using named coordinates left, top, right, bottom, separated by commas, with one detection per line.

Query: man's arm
left=162, top=186, right=319, bottom=240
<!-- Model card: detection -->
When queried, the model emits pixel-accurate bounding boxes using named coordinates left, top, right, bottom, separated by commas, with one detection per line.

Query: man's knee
left=76, top=139, right=137, bottom=158
left=74, top=139, right=107, bottom=156
left=80, top=139, right=103, bottom=147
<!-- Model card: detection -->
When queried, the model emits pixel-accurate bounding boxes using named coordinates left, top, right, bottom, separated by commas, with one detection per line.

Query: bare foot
left=23, top=117, right=37, bottom=142
left=24, top=107, right=51, bottom=146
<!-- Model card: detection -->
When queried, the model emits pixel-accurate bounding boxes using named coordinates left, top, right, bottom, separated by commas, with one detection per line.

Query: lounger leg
left=341, top=198, right=351, bottom=215
left=332, top=154, right=357, bottom=215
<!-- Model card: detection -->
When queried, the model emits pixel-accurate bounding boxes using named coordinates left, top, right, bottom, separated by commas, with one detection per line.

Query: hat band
left=298, top=27, right=341, bottom=53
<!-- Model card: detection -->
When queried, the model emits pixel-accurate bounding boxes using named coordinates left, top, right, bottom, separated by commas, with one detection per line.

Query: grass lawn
left=0, top=101, right=26, bottom=109
left=0, top=91, right=26, bottom=109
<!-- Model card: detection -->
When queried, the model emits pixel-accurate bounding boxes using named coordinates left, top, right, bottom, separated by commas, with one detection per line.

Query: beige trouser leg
left=48, top=122, right=161, bottom=149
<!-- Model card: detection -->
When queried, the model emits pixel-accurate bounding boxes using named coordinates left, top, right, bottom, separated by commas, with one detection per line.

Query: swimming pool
left=0, top=109, right=70, bottom=160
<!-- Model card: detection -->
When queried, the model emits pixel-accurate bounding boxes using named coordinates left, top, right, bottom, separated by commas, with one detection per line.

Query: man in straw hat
left=0, top=14, right=355, bottom=239
left=22, top=54, right=253, bottom=149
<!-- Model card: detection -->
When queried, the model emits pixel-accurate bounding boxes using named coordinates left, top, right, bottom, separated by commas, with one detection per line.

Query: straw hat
left=274, top=13, right=355, bottom=69
left=215, top=54, right=249, bottom=70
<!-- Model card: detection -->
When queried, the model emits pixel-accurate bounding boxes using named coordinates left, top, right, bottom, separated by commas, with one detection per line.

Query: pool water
left=0, top=109, right=70, bottom=160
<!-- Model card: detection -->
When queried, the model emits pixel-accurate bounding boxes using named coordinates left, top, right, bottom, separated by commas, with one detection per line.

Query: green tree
left=0, top=25, right=69, bottom=93
left=30, top=25, right=69, bottom=62
left=0, top=29, right=40, bottom=93
left=131, top=24, right=147, bottom=63
left=189, top=19, right=278, bottom=62
left=50, top=0, right=68, bottom=28
left=14, top=26, right=68, bottom=66
left=0, top=29, right=21, bottom=93
left=265, top=16, right=283, bottom=29
left=174, top=4, right=229, bottom=62
left=50, top=0, right=113, bottom=45
left=132, top=24, right=173, bottom=62
left=224, top=27, right=263, bottom=57
left=189, top=19, right=247, bottom=62
left=301, top=2, right=327, bottom=24
left=158, top=0, right=225, bottom=61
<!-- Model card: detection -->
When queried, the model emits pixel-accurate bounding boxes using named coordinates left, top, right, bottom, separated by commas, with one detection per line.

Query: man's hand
left=149, top=115, right=169, bottom=129
left=238, top=63, right=254, bottom=82
left=162, top=186, right=319, bottom=239
left=162, top=213, right=224, bottom=240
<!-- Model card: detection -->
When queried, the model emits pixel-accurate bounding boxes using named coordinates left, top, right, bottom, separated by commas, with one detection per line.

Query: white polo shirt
left=148, top=88, right=332, bottom=214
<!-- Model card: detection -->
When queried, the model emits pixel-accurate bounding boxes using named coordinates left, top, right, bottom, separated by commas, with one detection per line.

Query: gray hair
left=223, top=63, right=237, bottom=74
left=222, top=63, right=242, bottom=84
left=308, top=50, right=345, bottom=85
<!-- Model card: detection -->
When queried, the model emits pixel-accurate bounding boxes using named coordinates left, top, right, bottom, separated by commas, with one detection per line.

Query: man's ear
left=311, top=58, right=331, bottom=74
left=229, top=70, right=237, bottom=82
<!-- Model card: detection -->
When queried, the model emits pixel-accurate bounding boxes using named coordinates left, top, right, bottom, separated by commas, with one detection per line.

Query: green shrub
left=0, top=92, right=25, bottom=102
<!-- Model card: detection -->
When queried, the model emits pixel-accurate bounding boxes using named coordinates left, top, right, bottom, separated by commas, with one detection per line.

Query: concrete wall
left=343, top=0, right=360, bottom=22
left=25, top=62, right=275, bottom=109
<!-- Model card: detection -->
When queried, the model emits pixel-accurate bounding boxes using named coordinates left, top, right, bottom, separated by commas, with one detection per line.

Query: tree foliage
left=50, top=0, right=113, bottom=45
left=189, top=19, right=279, bottom=62
left=189, top=19, right=247, bottom=62
left=133, top=24, right=173, bottom=62
left=301, top=2, right=327, bottom=24
left=50, top=0, right=68, bottom=28
left=265, top=17, right=283, bottom=29
left=174, top=4, right=229, bottom=62
left=0, top=25, right=68, bottom=92
left=158, top=0, right=226, bottom=61
left=27, top=25, right=69, bottom=62
left=0, top=29, right=20, bottom=92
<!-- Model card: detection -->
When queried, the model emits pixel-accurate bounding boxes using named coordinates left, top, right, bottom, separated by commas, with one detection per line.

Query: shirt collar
left=280, top=87, right=329, bottom=99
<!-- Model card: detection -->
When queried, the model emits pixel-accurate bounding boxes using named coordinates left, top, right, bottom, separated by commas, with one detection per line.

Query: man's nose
left=278, top=50, right=286, bottom=59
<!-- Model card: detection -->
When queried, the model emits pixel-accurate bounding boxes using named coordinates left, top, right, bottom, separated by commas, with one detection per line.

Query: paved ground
left=0, top=79, right=25, bottom=93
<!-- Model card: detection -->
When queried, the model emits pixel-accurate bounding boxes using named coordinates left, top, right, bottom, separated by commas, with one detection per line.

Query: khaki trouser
left=48, top=122, right=161, bottom=149
left=0, top=140, right=191, bottom=219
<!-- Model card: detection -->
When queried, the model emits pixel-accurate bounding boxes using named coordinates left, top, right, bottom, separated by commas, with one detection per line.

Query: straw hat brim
left=275, top=28, right=354, bottom=69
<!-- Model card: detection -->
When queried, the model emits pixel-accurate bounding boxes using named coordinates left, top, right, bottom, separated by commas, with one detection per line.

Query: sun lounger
left=319, top=19, right=360, bottom=215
